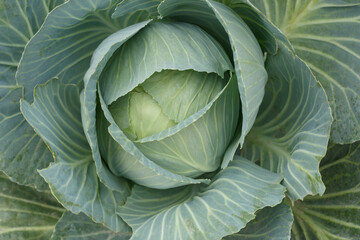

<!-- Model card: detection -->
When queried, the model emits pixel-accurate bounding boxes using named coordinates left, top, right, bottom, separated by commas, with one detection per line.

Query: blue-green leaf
left=112, top=0, right=161, bottom=18
left=206, top=0, right=267, bottom=153
left=16, top=0, right=149, bottom=101
left=158, top=0, right=232, bottom=55
left=20, top=79, right=130, bottom=232
left=220, top=0, right=292, bottom=54
left=0, top=0, right=65, bottom=190
left=82, top=20, right=169, bottom=191
left=241, top=42, right=332, bottom=201
left=158, top=0, right=291, bottom=61
left=225, top=202, right=293, bottom=240
left=119, top=156, right=285, bottom=240
left=0, top=85, right=50, bottom=190
left=0, top=0, right=65, bottom=85
left=292, top=142, right=360, bottom=239
left=251, top=0, right=360, bottom=144
left=0, top=172, right=64, bottom=240
left=51, top=212, right=131, bottom=240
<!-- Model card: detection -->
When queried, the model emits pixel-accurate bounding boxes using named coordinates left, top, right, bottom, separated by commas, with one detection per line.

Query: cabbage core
left=110, top=69, right=226, bottom=140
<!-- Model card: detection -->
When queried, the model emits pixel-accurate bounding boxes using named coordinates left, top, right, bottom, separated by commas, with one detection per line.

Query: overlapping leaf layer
left=0, top=0, right=358, bottom=239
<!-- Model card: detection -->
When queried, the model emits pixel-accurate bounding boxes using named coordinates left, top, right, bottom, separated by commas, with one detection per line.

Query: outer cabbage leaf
left=251, top=0, right=360, bottom=144
left=225, top=202, right=293, bottom=240
left=0, top=85, right=51, bottom=190
left=20, top=79, right=131, bottom=232
left=112, top=0, right=161, bottom=18
left=0, top=172, right=64, bottom=240
left=292, top=142, right=360, bottom=239
left=82, top=20, right=155, bottom=192
left=51, top=212, right=131, bottom=240
left=158, top=0, right=232, bottom=55
left=0, top=0, right=64, bottom=85
left=219, top=0, right=292, bottom=54
left=16, top=0, right=150, bottom=101
left=241, top=43, right=332, bottom=201
left=0, top=0, right=65, bottom=190
left=207, top=0, right=267, bottom=151
left=119, top=156, right=285, bottom=240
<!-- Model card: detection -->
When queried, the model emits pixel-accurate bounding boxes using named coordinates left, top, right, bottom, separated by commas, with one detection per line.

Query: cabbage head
left=0, top=0, right=359, bottom=239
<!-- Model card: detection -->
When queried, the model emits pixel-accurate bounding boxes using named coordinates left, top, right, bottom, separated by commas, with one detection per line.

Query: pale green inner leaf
left=98, top=84, right=211, bottom=188
left=110, top=69, right=226, bottom=140
left=128, top=87, right=177, bottom=140
left=133, top=74, right=239, bottom=177
left=142, top=70, right=226, bottom=122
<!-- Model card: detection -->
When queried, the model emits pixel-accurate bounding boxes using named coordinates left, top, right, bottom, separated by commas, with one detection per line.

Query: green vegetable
left=0, top=0, right=359, bottom=239
left=105, top=68, right=235, bottom=178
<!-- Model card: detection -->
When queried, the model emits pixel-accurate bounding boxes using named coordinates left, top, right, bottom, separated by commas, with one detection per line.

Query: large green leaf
left=0, top=0, right=65, bottom=85
left=119, top=156, right=285, bottom=240
left=112, top=0, right=161, bottom=18
left=158, top=0, right=232, bottom=55
left=219, top=0, right=292, bottom=54
left=0, top=172, right=64, bottom=240
left=0, top=0, right=65, bottom=190
left=251, top=0, right=360, bottom=144
left=292, top=142, right=360, bottom=239
left=51, top=212, right=131, bottom=240
left=0, top=85, right=50, bottom=190
left=20, top=79, right=131, bottom=232
left=225, top=202, right=293, bottom=240
left=82, top=21, right=153, bottom=192
left=241, top=42, right=332, bottom=201
left=206, top=0, right=267, bottom=153
left=16, top=0, right=150, bottom=101
left=100, top=21, right=232, bottom=105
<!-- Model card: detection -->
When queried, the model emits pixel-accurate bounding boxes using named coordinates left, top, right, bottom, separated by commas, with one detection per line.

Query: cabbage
left=0, top=0, right=359, bottom=239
